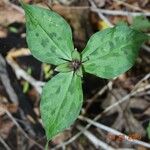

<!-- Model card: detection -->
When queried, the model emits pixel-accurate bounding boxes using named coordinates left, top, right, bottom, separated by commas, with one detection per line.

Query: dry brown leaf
left=52, top=130, right=71, bottom=145
left=130, top=98, right=149, bottom=111
left=143, top=107, right=150, bottom=116
left=0, top=117, right=14, bottom=139
left=0, top=0, right=24, bottom=26
left=0, top=103, right=18, bottom=116
left=0, top=26, right=7, bottom=38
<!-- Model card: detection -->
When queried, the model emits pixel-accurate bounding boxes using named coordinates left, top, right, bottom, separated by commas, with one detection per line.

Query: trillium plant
left=21, top=1, right=149, bottom=142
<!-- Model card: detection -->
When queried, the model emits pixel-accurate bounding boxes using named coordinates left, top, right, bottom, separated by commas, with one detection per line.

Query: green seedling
left=21, top=2, right=149, bottom=143
left=23, top=67, right=32, bottom=93
left=43, top=63, right=53, bottom=79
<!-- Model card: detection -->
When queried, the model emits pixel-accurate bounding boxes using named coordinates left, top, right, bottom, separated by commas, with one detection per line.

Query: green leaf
left=76, top=66, right=83, bottom=77
left=55, top=62, right=72, bottom=72
left=82, top=25, right=148, bottom=79
left=131, top=16, right=150, bottom=32
left=147, top=122, right=150, bottom=139
left=43, top=63, right=53, bottom=79
left=23, top=67, right=32, bottom=93
left=72, top=48, right=81, bottom=61
left=40, top=72, right=83, bottom=140
left=22, top=3, right=74, bottom=65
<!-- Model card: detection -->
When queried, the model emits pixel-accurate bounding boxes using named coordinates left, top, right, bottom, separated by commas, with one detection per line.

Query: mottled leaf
left=22, top=3, right=74, bottom=65
left=55, top=62, right=72, bottom=72
left=40, top=72, right=83, bottom=140
left=131, top=16, right=150, bottom=32
left=72, top=49, right=81, bottom=61
left=147, top=122, right=150, bottom=139
left=76, top=66, right=83, bottom=77
left=82, top=25, right=148, bottom=79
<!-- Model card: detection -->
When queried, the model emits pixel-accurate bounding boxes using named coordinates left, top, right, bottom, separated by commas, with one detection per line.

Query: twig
left=138, top=72, right=150, bottom=83
left=6, top=55, right=45, bottom=94
left=0, top=136, right=12, bottom=150
left=18, top=108, right=36, bottom=137
left=5, top=109, right=44, bottom=150
left=89, top=0, right=113, bottom=27
left=79, top=116, right=150, bottom=149
left=142, top=44, right=150, bottom=53
left=3, top=0, right=24, bottom=14
left=133, top=72, right=150, bottom=90
left=6, top=0, right=150, bottom=17
left=10, top=2, right=24, bottom=14
left=77, top=125, right=115, bottom=150
left=91, top=8, right=150, bottom=17
left=0, top=59, right=37, bottom=138
left=0, top=54, right=19, bottom=105
left=7, top=48, right=31, bottom=57
left=113, top=0, right=148, bottom=13
left=85, top=80, right=113, bottom=112
left=51, top=131, right=82, bottom=150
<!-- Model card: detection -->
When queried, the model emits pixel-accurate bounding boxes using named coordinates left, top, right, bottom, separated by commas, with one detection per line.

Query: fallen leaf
left=0, top=0, right=24, bottom=26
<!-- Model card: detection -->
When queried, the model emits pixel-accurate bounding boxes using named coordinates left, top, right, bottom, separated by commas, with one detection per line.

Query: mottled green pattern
left=55, top=62, right=72, bottom=72
left=23, top=3, right=74, bottom=65
left=22, top=2, right=149, bottom=141
left=72, top=49, right=81, bottom=61
left=131, top=16, right=150, bottom=32
left=82, top=25, right=148, bottom=79
left=40, top=72, right=83, bottom=140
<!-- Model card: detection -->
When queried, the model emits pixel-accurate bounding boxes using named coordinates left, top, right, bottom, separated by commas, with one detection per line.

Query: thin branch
left=5, top=110, right=44, bottom=150
left=0, top=54, right=19, bottom=105
left=134, top=72, right=150, bottom=89
left=6, top=56, right=45, bottom=94
left=77, top=125, right=115, bottom=150
left=89, top=0, right=113, bottom=27
left=142, top=44, right=150, bottom=53
left=85, top=80, right=113, bottom=112
left=91, top=8, right=150, bottom=17
left=79, top=116, right=150, bottom=149
left=113, top=0, right=148, bottom=13
left=3, top=0, right=24, bottom=14
left=0, top=136, right=12, bottom=150
left=6, top=0, right=150, bottom=17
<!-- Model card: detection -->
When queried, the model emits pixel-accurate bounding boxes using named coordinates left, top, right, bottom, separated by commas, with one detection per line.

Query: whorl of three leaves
left=22, top=2, right=148, bottom=141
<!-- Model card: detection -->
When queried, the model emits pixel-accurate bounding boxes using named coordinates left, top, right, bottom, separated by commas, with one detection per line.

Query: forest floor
left=0, top=0, right=150, bottom=150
